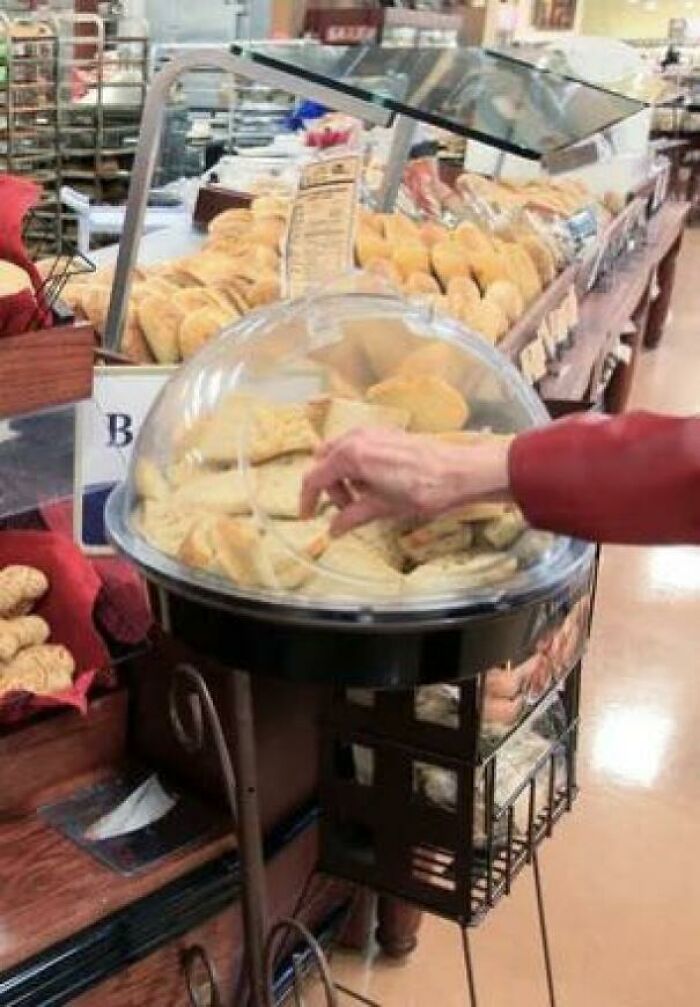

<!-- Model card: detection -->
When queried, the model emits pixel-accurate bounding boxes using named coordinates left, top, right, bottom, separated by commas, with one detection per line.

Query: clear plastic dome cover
left=109, top=289, right=593, bottom=618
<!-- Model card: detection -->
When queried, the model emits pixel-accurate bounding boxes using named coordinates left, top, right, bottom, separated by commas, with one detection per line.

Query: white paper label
left=284, top=154, right=361, bottom=301
left=74, top=366, right=175, bottom=554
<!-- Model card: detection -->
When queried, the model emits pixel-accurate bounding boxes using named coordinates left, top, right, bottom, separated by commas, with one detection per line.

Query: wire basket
left=319, top=587, right=592, bottom=927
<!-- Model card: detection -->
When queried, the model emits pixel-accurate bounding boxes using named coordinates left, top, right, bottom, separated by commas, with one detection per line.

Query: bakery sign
left=74, top=366, right=175, bottom=554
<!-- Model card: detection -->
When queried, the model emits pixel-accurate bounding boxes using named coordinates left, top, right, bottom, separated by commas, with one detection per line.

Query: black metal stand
left=169, top=664, right=563, bottom=1007
left=169, top=664, right=343, bottom=1007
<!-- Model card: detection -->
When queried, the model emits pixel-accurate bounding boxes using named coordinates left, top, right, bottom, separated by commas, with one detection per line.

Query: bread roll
left=484, top=280, right=525, bottom=326
left=366, top=374, right=469, bottom=433
left=179, top=306, right=234, bottom=360
left=391, top=242, right=430, bottom=282
left=138, top=294, right=184, bottom=364
left=323, top=397, right=410, bottom=440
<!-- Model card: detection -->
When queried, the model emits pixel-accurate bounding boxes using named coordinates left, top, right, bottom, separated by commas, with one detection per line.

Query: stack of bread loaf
left=353, top=207, right=560, bottom=344
left=60, top=195, right=288, bottom=365
left=0, top=565, right=76, bottom=700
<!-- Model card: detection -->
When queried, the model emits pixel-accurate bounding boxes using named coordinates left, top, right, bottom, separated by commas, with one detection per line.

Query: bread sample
left=255, top=454, right=312, bottom=519
left=177, top=516, right=220, bottom=572
left=265, top=518, right=330, bottom=589
left=399, top=519, right=474, bottom=565
left=212, top=518, right=279, bottom=589
left=348, top=520, right=403, bottom=570
left=173, top=468, right=251, bottom=514
left=395, top=340, right=474, bottom=390
left=302, top=537, right=403, bottom=598
left=323, top=396, right=410, bottom=440
left=134, top=458, right=171, bottom=501
left=138, top=293, right=184, bottom=364
left=482, top=509, right=527, bottom=550
left=0, top=644, right=75, bottom=698
left=248, top=402, right=321, bottom=464
left=136, top=499, right=209, bottom=557
left=404, top=552, right=518, bottom=594
left=366, top=374, right=469, bottom=433
left=0, top=565, right=49, bottom=618
left=0, top=615, right=50, bottom=663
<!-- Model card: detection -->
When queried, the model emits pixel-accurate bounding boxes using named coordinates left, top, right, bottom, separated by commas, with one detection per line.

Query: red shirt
left=509, top=411, right=700, bottom=545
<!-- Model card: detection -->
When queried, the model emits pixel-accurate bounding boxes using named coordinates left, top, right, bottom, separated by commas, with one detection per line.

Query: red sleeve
left=509, top=411, right=700, bottom=545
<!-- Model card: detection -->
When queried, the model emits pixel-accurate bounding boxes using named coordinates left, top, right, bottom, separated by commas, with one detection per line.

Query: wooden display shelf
left=540, top=200, right=690, bottom=404
left=0, top=323, right=95, bottom=419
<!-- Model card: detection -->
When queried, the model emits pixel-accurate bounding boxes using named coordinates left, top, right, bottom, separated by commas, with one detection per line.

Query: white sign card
left=74, top=366, right=175, bottom=554
left=284, top=153, right=361, bottom=301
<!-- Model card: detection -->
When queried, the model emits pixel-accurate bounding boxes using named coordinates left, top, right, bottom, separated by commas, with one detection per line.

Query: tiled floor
left=311, top=230, right=700, bottom=1005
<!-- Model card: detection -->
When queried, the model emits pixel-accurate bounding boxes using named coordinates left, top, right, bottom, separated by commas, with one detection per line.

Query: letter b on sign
left=107, top=413, right=133, bottom=448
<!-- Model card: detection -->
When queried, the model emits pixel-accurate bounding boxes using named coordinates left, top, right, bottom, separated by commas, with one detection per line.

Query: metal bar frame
left=104, top=47, right=392, bottom=349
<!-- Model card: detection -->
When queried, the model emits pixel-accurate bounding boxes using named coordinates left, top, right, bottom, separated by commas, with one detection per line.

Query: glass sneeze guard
left=230, top=41, right=646, bottom=162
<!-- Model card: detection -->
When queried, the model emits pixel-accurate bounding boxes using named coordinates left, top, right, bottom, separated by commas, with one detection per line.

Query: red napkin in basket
left=0, top=174, right=51, bottom=337
left=0, top=531, right=109, bottom=723
left=40, top=499, right=153, bottom=646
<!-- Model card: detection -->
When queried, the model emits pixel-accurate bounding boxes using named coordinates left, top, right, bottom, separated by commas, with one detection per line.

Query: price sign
left=74, top=366, right=175, bottom=554
left=520, top=338, right=548, bottom=385
left=538, top=318, right=557, bottom=359
left=284, top=153, right=361, bottom=301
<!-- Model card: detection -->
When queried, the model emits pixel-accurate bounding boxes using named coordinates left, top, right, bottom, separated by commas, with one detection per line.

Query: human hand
left=301, top=427, right=513, bottom=536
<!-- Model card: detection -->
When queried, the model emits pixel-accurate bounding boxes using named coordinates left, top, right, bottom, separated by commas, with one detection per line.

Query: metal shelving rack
left=53, top=12, right=148, bottom=249
left=0, top=13, right=62, bottom=256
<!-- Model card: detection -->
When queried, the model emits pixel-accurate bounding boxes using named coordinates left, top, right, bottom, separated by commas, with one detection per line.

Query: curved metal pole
left=265, top=918, right=339, bottom=1007
left=170, top=665, right=269, bottom=1007
left=104, top=47, right=392, bottom=349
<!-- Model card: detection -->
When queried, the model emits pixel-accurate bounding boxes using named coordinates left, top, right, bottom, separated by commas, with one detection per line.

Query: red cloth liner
left=40, top=499, right=153, bottom=646
left=0, top=174, right=51, bottom=336
left=0, top=531, right=110, bottom=724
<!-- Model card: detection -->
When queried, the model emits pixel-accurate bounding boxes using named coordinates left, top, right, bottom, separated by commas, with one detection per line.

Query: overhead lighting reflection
left=647, top=548, right=700, bottom=596
left=591, top=706, right=673, bottom=788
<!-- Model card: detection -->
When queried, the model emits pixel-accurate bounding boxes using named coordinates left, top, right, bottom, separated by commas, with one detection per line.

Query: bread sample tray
left=106, top=290, right=594, bottom=686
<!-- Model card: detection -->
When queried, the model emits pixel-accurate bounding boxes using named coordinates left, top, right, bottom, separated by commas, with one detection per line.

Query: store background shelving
left=0, top=13, right=62, bottom=256
left=54, top=12, right=149, bottom=250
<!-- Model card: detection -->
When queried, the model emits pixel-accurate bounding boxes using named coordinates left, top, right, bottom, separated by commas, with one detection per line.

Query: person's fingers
left=330, top=494, right=394, bottom=537
left=325, top=479, right=354, bottom=511
left=300, top=440, right=363, bottom=517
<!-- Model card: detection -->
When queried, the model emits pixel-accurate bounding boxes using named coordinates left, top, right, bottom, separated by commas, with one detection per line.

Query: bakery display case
left=104, top=284, right=595, bottom=1004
